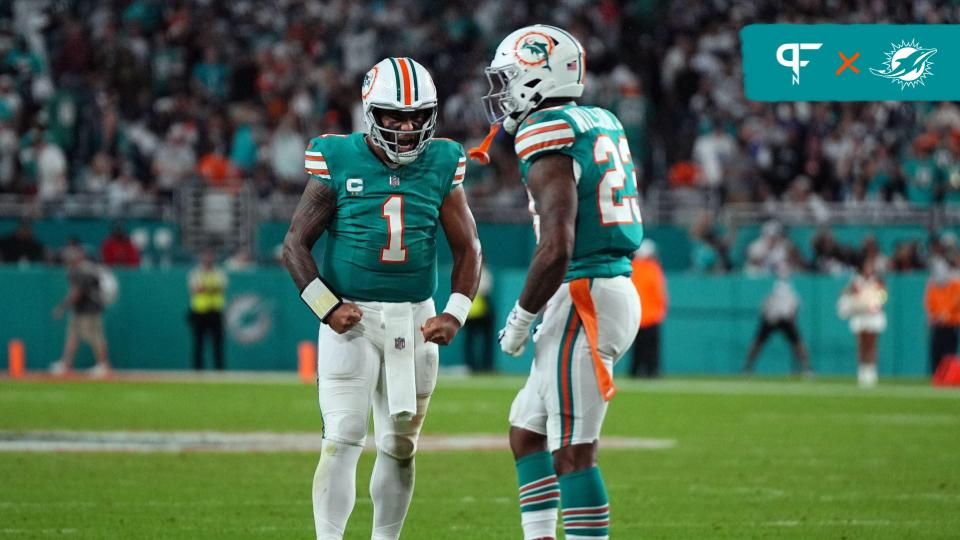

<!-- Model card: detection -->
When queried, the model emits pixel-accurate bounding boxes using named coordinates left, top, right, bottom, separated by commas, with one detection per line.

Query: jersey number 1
left=380, top=195, right=407, bottom=263
left=594, top=135, right=642, bottom=226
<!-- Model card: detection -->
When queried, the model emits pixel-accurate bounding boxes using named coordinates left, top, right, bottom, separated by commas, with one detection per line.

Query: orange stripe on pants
left=569, top=279, right=616, bottom=401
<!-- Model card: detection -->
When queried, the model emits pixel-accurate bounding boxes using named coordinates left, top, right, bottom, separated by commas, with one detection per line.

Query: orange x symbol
left=836, top=51, right=860, bottom=75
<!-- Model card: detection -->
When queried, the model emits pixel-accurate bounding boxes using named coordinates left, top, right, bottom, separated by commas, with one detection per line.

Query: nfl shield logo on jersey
left=394, top=337, right=406, bottom=350
left=389, top=175, right=400, bottom=187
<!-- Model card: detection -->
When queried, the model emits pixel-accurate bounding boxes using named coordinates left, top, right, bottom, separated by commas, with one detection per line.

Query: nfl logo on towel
left=389, top=175, right=400, bottom=187
left=394, top=337, right=406, bottom=350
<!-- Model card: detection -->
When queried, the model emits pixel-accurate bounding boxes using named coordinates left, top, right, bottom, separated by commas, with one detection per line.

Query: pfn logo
left=776, top=43, right=823, bottom=85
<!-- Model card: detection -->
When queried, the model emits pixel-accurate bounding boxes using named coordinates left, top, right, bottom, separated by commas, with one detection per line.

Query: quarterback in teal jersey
left=482, top=26, right=643, bottom=540
left=282, top=57, right=481, bottom=540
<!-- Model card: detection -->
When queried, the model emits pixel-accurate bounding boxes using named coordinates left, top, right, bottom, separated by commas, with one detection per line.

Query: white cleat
left=49, top=360, right=67, bottom=376
left=89, top=364, right=111, bottom=379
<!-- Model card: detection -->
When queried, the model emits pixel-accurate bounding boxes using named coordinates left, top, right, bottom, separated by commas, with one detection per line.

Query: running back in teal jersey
left=305, top=133, right=466, bottom=302
left=514, top=104, right=644, bottom=281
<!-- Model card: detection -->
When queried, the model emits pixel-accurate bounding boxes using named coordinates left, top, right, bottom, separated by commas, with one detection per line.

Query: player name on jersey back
left=516, top=105, right=644, bottom=281
left=304, top=133, right=465, bottom=302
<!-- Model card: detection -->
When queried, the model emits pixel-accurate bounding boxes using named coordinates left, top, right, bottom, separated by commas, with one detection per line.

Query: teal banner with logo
left=741, top=24, right=958, bottom=101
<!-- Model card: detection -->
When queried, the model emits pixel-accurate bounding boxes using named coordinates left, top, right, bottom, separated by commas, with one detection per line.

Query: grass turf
left=2, top=376, right=959, bottom=539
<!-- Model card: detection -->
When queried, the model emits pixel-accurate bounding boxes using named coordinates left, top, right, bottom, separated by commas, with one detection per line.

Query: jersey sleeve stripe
left=305, top=150, right=325, bottom=157
left=515, top=120, right=572, bottom=142
left=516, top=128, right=575, bottom=154
left=517, top=137, right=575, bottom=160
left=304, top=160, right=327, bottom=169
left=305, top=156, right=326, bottom=163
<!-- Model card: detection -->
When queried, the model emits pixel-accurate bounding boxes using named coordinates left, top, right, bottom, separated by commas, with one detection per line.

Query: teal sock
left=559, top=466, right=609, bottom=539
left=516, top=451, right=559, bottom=539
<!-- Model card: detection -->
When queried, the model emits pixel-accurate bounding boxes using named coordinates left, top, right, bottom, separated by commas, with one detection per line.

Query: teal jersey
left=516, top=105, right=644, bottom=281
left=902, top=156, right=941, bottom=206
left=304, top=133, right=465, bottom=302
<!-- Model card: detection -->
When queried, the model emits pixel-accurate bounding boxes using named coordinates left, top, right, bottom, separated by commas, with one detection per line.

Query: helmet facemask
left=482, top=64, right=544, bottom=134
left=366, top=106, right=437, bottom=165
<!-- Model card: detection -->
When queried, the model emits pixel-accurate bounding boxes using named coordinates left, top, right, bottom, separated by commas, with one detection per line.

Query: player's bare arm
left=517, top=154, right=578, bottom=313
left=282, top=180, right=362, bottom=334
left=421, top=185, right=482, bottom=345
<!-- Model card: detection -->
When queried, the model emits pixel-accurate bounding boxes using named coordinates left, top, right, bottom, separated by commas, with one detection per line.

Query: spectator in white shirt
left=36, top=136, right=68, bottom=201
left=693, top=121, right=736, bottom=189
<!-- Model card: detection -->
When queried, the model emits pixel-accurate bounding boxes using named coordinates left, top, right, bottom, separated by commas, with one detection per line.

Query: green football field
left=2, top=375, right=959, bottom=539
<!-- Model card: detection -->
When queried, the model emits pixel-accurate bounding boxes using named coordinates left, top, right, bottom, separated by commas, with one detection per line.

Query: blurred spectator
left=811, top=228, right=853, bottom=274
left=690, top=211, right=731, bottom=273
left=890, top=241, right=925, bottom=273
left=191, top=47, right=229, bottom=102
left=107, top=164, right=144, bottom=213
left=0, top=120, right=17, bottom=191
left=100, top=225, right=141, bottom=267
left=197, top=147, right=237, bottom=187
left=742, top=265, right=812, bottom=376
left=0, top=75, right=23, bottom=125
left=188, top=249, right=228, bottom=371
left=0, top=220, right=45, bottom=263
left=745, top=221, right=794, bottom=276
left=50, top=246, right=112, bottom=378
left=901, top=134, right=943, bottom=206
left=630, top=240, right=668, bottom=378
left=225, top=248, right=255, bottom=271
left=152, top=124, right=197, bottom=198
left=692, top=119, right=736, bottom=195
left=858, top=235, right=889, bottom=274
left=270, top=114, right=306, bottom=189
left=80, top=152, right=113, bottom=194
left=463, top=264, right=495, bottom=373
left=35, top=135, right=68, bottom=201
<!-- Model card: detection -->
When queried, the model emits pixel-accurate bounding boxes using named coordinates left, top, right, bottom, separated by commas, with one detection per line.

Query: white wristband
left=443, top=292, right=473, bottom=327
left=300, top=277, right=342, bottom=322
left=509, top=301, right=537, bottom=329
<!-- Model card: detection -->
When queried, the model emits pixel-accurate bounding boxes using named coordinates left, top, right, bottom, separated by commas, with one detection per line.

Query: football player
left=481, top=26, right=643, bottom=540
left=283, top=57, right=481, bottom=540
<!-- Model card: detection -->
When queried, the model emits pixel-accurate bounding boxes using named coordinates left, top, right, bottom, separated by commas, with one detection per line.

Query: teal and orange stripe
left=519, top=483, right=561, bottom=512
left=557, top=305, right=580, bottom=447
left=388, top=58, right=402, bottom=103
left=520, top=483, right=559, bottom=502
left=405, top=57, right=419, bottom=101
left=564, top=527, right=609, bottom=537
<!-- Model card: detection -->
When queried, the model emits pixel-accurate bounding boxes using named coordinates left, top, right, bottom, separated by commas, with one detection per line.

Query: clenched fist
left=421, top=313, right=461, bottom=345
left=326, top=303, right=363, bottom=334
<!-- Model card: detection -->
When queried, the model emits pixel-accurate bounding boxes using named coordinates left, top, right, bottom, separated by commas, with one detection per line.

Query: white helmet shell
left=482, top=25, right=585, bottom=134
left=361, top=57, right=438, bottom=165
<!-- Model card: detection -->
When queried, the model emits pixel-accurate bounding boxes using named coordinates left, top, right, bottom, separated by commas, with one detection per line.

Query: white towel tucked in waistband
left=382, top=302, right=417, bottom=421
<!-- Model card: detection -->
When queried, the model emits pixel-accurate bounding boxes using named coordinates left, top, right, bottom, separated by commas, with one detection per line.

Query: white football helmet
left=482, top=25, right=585, bottom=134
left=361, top=57, right=438, bottom=165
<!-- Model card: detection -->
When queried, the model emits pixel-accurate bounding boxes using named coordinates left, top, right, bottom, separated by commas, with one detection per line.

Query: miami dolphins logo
left=362, top=66, right=379, bottom=100
left=514, top=31, right=555, bottom=70
left=870, top=39, right=937, bottom=90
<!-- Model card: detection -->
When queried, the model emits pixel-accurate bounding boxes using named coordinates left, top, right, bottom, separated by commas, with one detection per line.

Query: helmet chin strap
left=503, top=92, right=543, bottom=134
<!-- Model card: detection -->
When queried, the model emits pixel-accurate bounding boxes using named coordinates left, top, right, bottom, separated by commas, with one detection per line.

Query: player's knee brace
left=322, top=411, right=368, bottom=446
left=378, top=433, right=417, bottom=460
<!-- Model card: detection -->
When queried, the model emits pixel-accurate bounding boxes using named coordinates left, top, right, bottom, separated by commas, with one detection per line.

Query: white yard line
left=0, top=431, right=675, bottom=453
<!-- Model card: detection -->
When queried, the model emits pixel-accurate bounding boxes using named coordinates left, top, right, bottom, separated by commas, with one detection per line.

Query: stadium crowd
left=0, top=0, right=958, bottom=211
